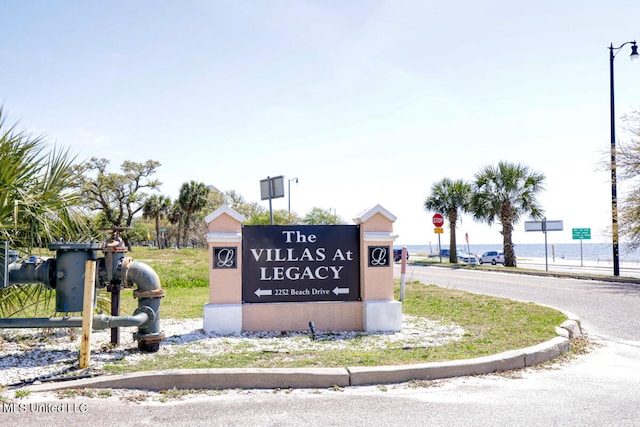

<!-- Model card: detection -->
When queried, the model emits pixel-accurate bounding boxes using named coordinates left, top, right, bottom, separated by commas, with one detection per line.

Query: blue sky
left=3, top=1, right=640, bottom=246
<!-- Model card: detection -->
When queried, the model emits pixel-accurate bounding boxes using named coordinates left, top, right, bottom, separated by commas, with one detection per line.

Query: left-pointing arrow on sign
left=254, top=288, right=273, bottom=297
left=332, top=287, right=349, bottom=296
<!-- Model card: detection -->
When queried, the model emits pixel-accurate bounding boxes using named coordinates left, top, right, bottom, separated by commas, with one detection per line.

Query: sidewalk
left=517, top=257, right=640, bottom=279
left=413, top=255, right=640, bottom=282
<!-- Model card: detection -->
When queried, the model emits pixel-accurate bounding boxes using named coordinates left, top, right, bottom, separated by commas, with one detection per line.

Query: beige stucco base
left=242, top=302, right=364, bottom=332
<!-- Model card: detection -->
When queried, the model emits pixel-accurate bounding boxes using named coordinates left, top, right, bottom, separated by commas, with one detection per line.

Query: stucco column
left=203, top=205, right=245, bottom=334
left=354, top=204, right=402, bottom=332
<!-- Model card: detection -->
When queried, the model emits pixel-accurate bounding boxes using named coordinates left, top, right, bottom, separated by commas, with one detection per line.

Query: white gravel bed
left=0, top=316, right=464, bottom=387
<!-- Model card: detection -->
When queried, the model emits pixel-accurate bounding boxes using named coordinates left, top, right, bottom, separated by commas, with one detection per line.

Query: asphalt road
left=3, top=266, right=640, bottom=426
left=517, top=257, right=640, bottom=279
left=402, top=264, right=640, bottom=341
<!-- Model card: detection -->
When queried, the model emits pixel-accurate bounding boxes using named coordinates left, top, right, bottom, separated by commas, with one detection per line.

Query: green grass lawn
left=6, top=246, right=568, bottom=370
left=103, top=278, right=565, bottom=372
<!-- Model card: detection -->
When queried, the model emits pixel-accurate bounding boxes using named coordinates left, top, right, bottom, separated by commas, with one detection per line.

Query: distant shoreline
left=400, top=242, right=640, bottom=264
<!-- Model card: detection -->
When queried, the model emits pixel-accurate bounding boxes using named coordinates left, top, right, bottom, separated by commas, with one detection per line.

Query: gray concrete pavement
left=517, top=257, right=640, bottom=279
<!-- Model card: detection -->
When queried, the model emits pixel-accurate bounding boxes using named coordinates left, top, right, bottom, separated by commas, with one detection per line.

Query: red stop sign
left=432, top=213, right=444, bottom=227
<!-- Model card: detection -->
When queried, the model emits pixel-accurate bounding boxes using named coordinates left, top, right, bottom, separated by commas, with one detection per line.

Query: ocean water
left=400, top=242, right=640, bottom=263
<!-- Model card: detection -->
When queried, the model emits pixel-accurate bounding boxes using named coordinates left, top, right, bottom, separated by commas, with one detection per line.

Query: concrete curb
left=348, top=336, right=570, bottom=386
left=25, top=318, right=582, bottom=393
left=27, top=368, right=351, bottom=392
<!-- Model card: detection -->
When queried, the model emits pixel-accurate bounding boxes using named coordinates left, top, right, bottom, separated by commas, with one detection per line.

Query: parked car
left=440, top=249, right=450, bottom=258
left=393, top=248, right=409, bottom=262
left=428, top=249, right=451, bottom=258
left=479, top=250, right=504, bottom=265
left=457, top=250, right=478, bottom=264
left=432, top=249, right=478, bottom=264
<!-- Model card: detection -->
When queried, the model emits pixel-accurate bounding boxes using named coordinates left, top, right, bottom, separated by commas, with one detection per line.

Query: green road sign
left=572, top=228, right=591, bottom=240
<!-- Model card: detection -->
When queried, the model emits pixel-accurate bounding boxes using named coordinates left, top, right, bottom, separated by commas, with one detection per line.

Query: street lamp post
left=287, top=177, right=298, bottom=221
left=609, top=40, right=639, bottom=276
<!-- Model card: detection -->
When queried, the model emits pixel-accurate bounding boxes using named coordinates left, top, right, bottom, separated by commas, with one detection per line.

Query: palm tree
left=424, top=178, right=472, bottom=263
left=0, top=107, right=90, bottom=316
left=470, top=161, right=545, bottom=267
left=142, top=194, right=171, bottom=249
left=0, top=113, right=89, bottom=249
left=178, top=181, right=208, bottom=247
left=167, top=201, right=183, bottom=248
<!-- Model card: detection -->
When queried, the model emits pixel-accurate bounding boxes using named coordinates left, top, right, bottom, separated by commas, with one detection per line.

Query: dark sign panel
left=368, top=246, right=391, bottom=267
left=242, top=225, right=360, bottom=303
left=212, top=247, right=237, bottom=269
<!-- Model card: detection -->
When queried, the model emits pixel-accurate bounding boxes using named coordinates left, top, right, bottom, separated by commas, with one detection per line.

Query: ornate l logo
left=368, top=246, right=389, bottom=267
left=213, top=247, right=237, bottom=269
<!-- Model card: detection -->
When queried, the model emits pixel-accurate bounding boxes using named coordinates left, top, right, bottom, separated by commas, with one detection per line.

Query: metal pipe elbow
left=122, top=258, right=162, bottom=292
left=121, top=257, right=165, bottom=352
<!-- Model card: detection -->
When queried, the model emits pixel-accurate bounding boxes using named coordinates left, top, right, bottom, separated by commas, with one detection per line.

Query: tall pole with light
left=287, top=177, right=298, bottom=222
left=609, top=40, right=638, bottom=276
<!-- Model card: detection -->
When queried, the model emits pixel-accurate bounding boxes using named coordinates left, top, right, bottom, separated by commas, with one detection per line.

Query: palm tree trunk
left=155, top=217, right=161, bottom=249
left=448, top=213, right=458, bottom=263
left=182, top=213, right=191, bottom=248
left=502, top=222, right=517, bottom=267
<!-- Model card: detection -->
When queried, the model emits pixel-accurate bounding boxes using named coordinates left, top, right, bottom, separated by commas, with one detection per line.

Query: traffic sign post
left=432, top=214, right=444, bottom=262
left=572, top=228, right=591, bottom=267
left=432, top=214, right=444, bottom=227
left=524, top=218, right=563, bottom=271
left=465, top=232, right=470, bottom=259
left=572, top=228, right=591, bottom=240
left=260, top=176, right=285, bottom=225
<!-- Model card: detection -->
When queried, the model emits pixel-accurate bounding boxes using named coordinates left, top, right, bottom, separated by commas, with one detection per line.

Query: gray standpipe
left=121, top=257, right=165, bottom=352
left=0, top=239, right=165, bottom=353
